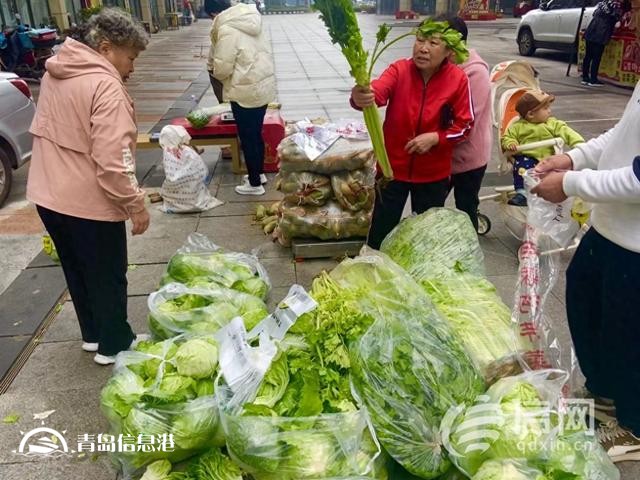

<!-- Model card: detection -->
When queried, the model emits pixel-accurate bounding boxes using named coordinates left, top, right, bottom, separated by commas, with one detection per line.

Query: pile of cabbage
left=100, top=335, right=224, bottom=472
left=149, top=233, right=271, bottom=339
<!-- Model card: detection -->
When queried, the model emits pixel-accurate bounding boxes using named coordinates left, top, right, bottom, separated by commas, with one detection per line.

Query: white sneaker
left=93, top=334, right=151, bottom=366
left=235, top=183, right=265, bottom=196
left=243, top=174, right=268, bottom=185
left=81, top=342, right=99, bottom=352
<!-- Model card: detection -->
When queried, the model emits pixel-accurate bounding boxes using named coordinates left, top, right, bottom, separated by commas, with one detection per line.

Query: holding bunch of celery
left=313, top=0, right=397, bottom=179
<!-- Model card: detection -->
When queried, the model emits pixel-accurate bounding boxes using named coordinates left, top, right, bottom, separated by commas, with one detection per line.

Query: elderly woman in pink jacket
left=439, top=16, right=492, bottom=232
left=27, top=9, right=150, bottom=365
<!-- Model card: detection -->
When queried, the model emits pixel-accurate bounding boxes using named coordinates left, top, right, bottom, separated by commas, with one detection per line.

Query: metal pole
left=566, top=0, right=587, bottom=76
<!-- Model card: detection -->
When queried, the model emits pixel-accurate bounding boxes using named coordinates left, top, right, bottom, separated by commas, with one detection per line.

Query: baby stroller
left=477, top=60, right=567, bottom=241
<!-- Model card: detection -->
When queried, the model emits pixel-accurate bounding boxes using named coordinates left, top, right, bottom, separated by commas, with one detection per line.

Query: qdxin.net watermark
left=512, top=398, right=596, bottom=454
left=13, top=429, right=175, bottom=458
left=450, top=397, right=597, bottom=458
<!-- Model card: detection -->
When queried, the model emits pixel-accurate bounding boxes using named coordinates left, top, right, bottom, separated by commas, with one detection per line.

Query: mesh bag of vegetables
left=278, top=200, right=371, bottom=241
left=440, top=369, right=620, bottom=480
left=277, top=135, right=375, bottom=175
left=331, top=166, right=376, bottom=212
left=380, top=208, right=485, bottom=280
left=148, top=283, right=269, bottom=340
left=162, top=233, right=271, bottom=301
left=276, top=171, right=332, bottom=207
left=422, top=273, right=526, bottom=384
left=99, top=334, right=225, bottom=476
left=329, top=251, right=485, bottom=479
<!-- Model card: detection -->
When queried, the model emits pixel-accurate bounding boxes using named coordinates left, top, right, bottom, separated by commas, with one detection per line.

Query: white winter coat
left=211, top=4, right=276, bottom=108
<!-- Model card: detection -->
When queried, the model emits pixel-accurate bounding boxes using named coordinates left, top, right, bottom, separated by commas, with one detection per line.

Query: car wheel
left=0, top=147, right=12, bottom=207
left=518, top=29, right=536, bottom=56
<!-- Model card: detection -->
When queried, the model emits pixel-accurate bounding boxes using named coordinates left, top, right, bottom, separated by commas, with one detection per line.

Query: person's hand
left=531, top=171, right=568, bottom=203
left=508, top=144, right=519, bottom=152
left=534, top=153, right=573, bottom=177
left=130, top=208, right=150, bottom=235
left=351, top=85, right=375, bottom=109
left=405, top=132, right=439, bottom=155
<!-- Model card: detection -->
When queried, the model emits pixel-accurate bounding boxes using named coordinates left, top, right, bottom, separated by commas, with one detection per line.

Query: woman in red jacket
left=351, top=19, right=474, bottom=249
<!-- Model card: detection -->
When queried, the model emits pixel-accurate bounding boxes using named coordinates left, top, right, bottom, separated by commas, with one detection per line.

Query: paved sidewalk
left=0, top=13, right=637, bottom=479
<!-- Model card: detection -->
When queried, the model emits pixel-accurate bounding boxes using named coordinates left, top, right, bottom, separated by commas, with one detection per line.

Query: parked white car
left=0, top=72, right=35, bottom=206
left=516, top=0, right=598, bottom=56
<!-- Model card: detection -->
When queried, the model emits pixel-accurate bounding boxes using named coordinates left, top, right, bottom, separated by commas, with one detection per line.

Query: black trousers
left=566, top=228, right=640, bottom=435
left=37, top=205, right=135, bottom=356
left=450, top=165, right=487, bottom=231
left=367, top=178, right=450, bottom=250
left=230, top=102, right=267, bottom=187
left=582, top=41, right=606, bottom=82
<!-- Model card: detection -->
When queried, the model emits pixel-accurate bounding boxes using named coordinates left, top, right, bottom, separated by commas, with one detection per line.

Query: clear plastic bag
left=278, top=200, right=371, bottom=241
left=147, top=282, right=269, bottom=340
left=422, top=273, right=527, bottom=384
left=512, top=225, right=579, bottom=393
left=380, top=208, right=485, bottom=280
left=331, top=167, right=376, bottom=212
left=330, top=251, right=485, bottom=479
left=214, top=303, right=384, bottom=480
left=278, top=135, right=375, bottom=175
left=524, top=170, right=581, bottom=248
left=163, top=233, right=271, bottom=300
left=440, top=369, right=619, bottom=480
left=277, top=171, right=332, bottom=207
left=99, top=334, right=225, bottom=476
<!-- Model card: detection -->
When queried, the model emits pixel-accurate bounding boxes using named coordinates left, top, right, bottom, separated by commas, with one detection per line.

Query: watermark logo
left=444, top=397, right=596, bottom=459
left=13, top=427, right=71, bottom=457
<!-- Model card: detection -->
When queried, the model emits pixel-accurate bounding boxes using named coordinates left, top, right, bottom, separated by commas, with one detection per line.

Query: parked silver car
left=0, top=71, right=35, bottom=206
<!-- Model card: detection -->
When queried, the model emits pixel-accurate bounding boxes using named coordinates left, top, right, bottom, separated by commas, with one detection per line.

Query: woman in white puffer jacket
left=212, top=2, right=276, bottom=195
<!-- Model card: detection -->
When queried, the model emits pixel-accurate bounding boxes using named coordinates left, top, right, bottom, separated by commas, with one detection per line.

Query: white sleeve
left=566, top=123, right=618, bottom=171
left=563, top=157, right=640, bottom=203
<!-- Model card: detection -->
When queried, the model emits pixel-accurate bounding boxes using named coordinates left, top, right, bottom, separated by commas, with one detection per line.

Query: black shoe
left=580, top=78, right=589, bottom=85
left=508, top=193, right=528, bottom=207
left=588, top=80, right=605, bottom=87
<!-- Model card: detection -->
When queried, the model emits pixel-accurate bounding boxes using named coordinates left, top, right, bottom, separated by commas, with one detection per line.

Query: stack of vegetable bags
left=274, top=121, right=376, bottom=245
left=440, top=370, right=619, bottom=480
left=149, top=233, right=271, bottom=339
left=380, top=208, right=526, bottom=383
left=329, top=251, right=486, bottom=479
left=100, top=334, right=224, bottom=476
left=216, top=280, right=388, bottom=480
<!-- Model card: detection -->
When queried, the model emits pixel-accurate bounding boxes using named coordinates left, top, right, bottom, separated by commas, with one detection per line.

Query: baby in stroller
left=501, top=90, right=584, bottom=207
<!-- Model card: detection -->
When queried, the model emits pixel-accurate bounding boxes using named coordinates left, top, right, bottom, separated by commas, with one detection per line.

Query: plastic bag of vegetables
left=276, top=171, right=332, bottom=207
left=422, top=273, right=526, bottom=384
left=278, top=200, right=371, bottom=241
left=139, top=448, right=243, bottom=480
left=162, top=233, right=271, bottom=300
left=278, top=135, right=375, bottom=175
left=331, top=166, right=375, bottom=212
left=100, top=334, right=225, bottom=476
left=330, top=251, right=485, bottom=479
left=215, top=330, right=386, bottom=480
left=380, top=208, right=485, bottom=280
left=148, top=282, right=269, bottom=340
left=440, top=369, right=619, bottom=480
